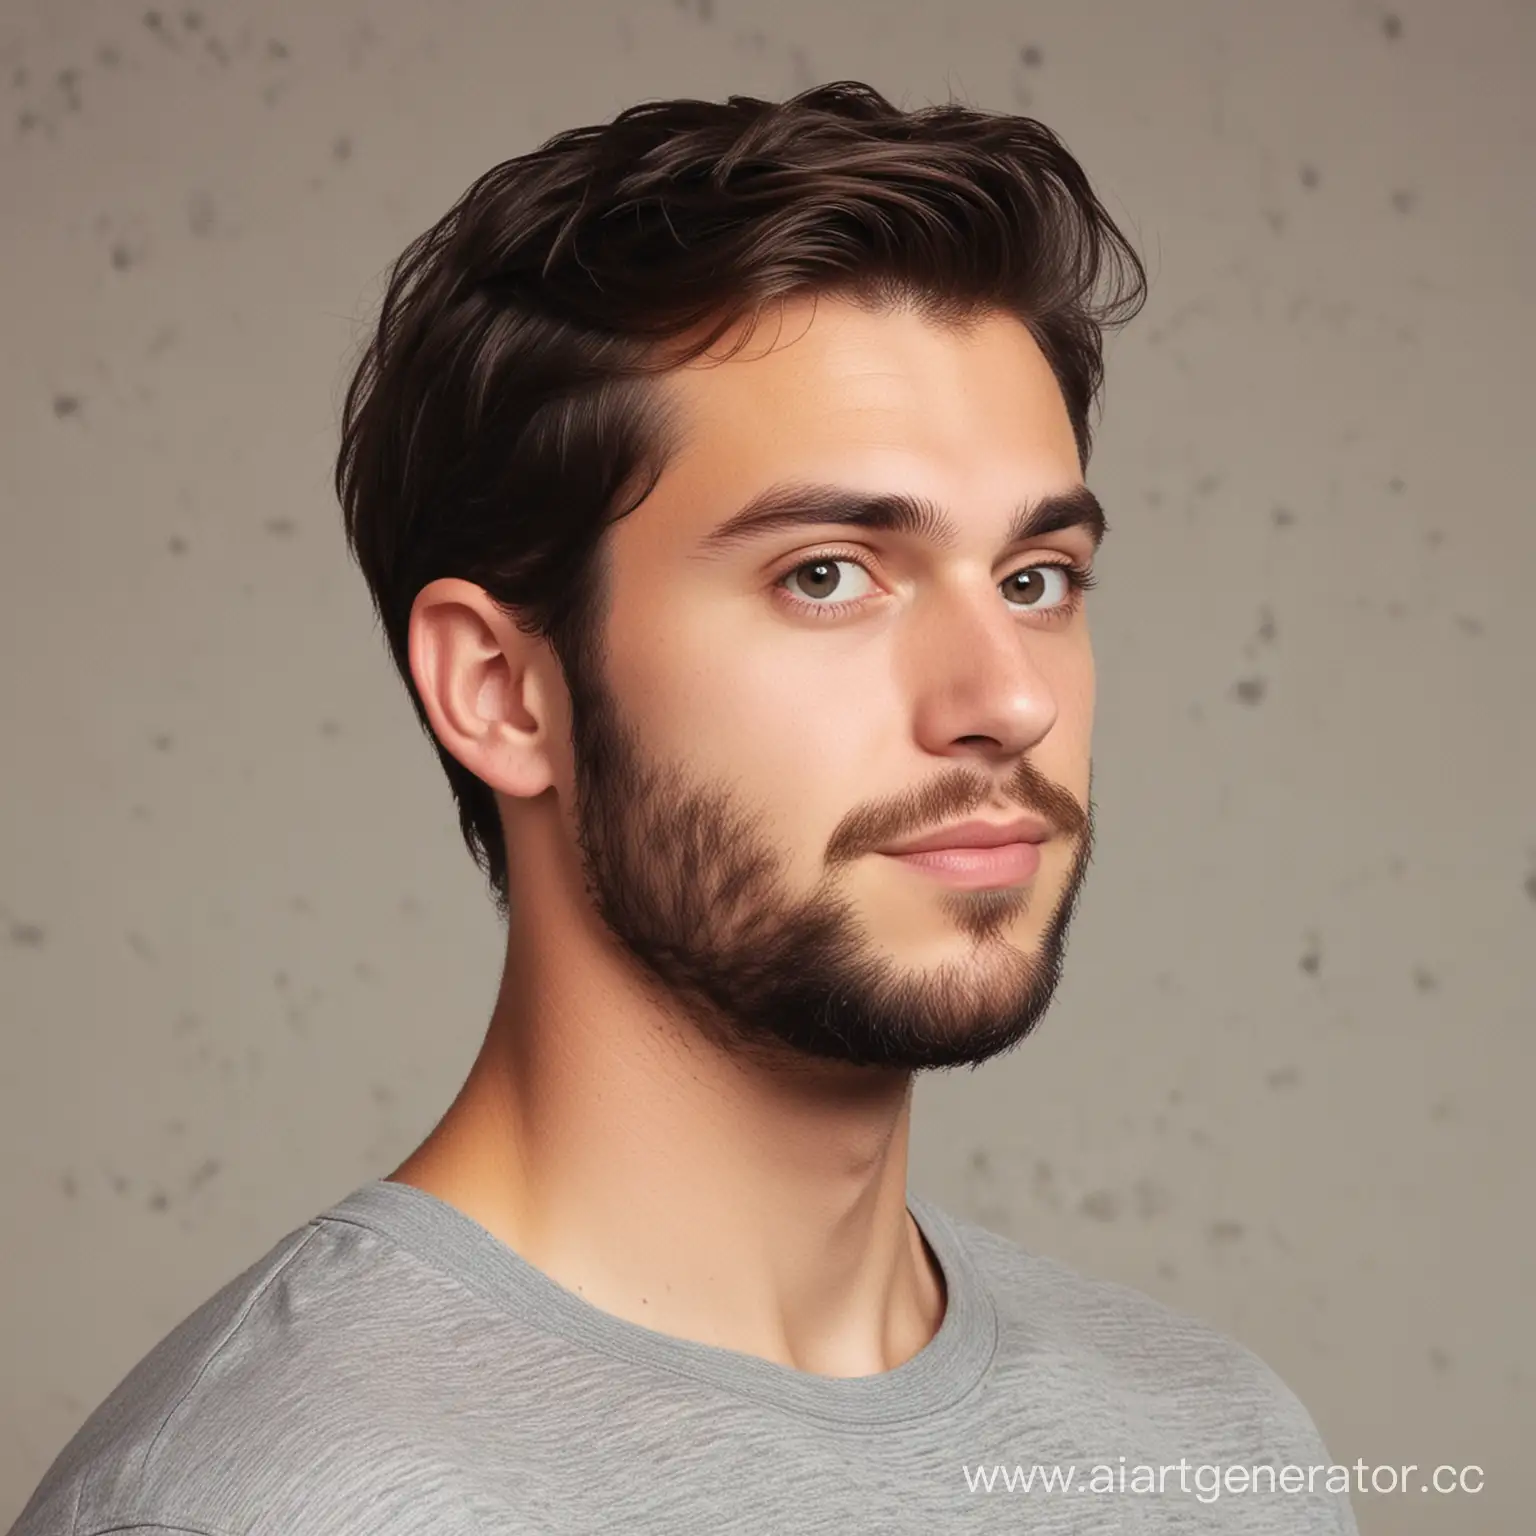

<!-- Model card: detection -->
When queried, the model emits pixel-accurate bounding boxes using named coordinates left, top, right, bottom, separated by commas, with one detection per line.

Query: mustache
left=824, top=762, right=1087, bottom=865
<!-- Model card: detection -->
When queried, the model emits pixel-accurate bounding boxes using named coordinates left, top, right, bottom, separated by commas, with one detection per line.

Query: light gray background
left=1, top=2, right=1531, bottom=1532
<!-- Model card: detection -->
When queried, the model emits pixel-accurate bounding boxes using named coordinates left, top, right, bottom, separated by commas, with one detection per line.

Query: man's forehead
left=655, top=298, right=1076, bottom=459
left=630, top=298, right=1086, bottom=554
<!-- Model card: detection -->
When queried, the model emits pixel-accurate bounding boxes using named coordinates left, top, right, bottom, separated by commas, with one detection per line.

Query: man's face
left=553, top=296, right=1098, bottom=1074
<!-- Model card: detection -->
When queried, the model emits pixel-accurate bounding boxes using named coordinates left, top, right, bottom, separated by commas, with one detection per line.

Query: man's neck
left=386, top=989, right=945, bottom=1377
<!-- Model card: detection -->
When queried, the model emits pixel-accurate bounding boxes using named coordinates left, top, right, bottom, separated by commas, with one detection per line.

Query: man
left=11, top=83, right=1359, bottom=1534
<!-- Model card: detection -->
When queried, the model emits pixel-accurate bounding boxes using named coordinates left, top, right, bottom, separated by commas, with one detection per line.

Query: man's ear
left=407, top=578, right=568, bottom=802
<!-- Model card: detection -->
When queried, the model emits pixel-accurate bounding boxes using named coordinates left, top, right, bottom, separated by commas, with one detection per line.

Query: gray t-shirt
left=9, top=1179, right=1359, bottom=1534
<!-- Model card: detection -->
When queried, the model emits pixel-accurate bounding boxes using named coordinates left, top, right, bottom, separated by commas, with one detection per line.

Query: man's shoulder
left=9, top=1213, right=502, bottom=1536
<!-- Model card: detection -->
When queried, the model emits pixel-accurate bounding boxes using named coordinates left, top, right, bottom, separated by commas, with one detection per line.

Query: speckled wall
left=1, top=2, right=1530, bottom=1532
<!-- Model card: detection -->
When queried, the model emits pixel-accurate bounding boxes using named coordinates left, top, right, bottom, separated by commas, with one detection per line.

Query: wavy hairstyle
left=334, top=81, right=1147, bottom=919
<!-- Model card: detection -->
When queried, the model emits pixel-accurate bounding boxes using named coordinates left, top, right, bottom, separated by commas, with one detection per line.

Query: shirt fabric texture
left=8, top=1178, right=1360, bottom=1534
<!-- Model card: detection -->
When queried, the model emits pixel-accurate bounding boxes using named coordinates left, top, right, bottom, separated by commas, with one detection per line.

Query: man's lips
left=877, top=815, right=1051, bottom=856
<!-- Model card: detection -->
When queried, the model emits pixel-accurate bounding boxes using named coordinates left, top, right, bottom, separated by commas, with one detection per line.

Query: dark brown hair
left=334, top=81, right=1147, bottom=919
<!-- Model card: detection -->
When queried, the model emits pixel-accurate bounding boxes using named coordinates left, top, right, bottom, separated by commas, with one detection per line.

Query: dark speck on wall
left=1208, top=1218, right=1245, bottom=1243
left=1031, top=1160, right=1060, bottom=1210
left=1390, top=188, right=1417, bottom=215
left=1232, top=676, right=1267, bottom=706
left=1299, top=939, right=1322, bottom=975
left=1382, top=13, right=1403, bottom=40
left=1080, top=1189, right=1121, bottom=1222
left=187, top=189, right=217, bottom=236
left=52, top=393, right=81, bottom=417
left=1299, top=164, right=1320, bottom=190
left=1019, top=44, right=1044, bottom=67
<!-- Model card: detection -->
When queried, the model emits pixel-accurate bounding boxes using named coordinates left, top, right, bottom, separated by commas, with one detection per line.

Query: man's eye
left=779, top=558, right=877, bottom=605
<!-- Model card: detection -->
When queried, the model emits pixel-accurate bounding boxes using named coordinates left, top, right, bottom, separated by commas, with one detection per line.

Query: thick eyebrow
left=689, top=480, right=1108, bottom=561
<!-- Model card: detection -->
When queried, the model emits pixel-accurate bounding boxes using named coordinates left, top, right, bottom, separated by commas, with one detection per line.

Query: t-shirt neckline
left=318, top=1177, right=998, bottom=1428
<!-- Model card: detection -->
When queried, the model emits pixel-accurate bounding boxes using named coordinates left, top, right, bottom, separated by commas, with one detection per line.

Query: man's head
left=336, top=82, right=1145, bottom=1073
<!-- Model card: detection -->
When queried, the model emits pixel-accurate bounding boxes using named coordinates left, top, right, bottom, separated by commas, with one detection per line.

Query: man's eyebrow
left=689, top=480, right=1108, bottom=560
